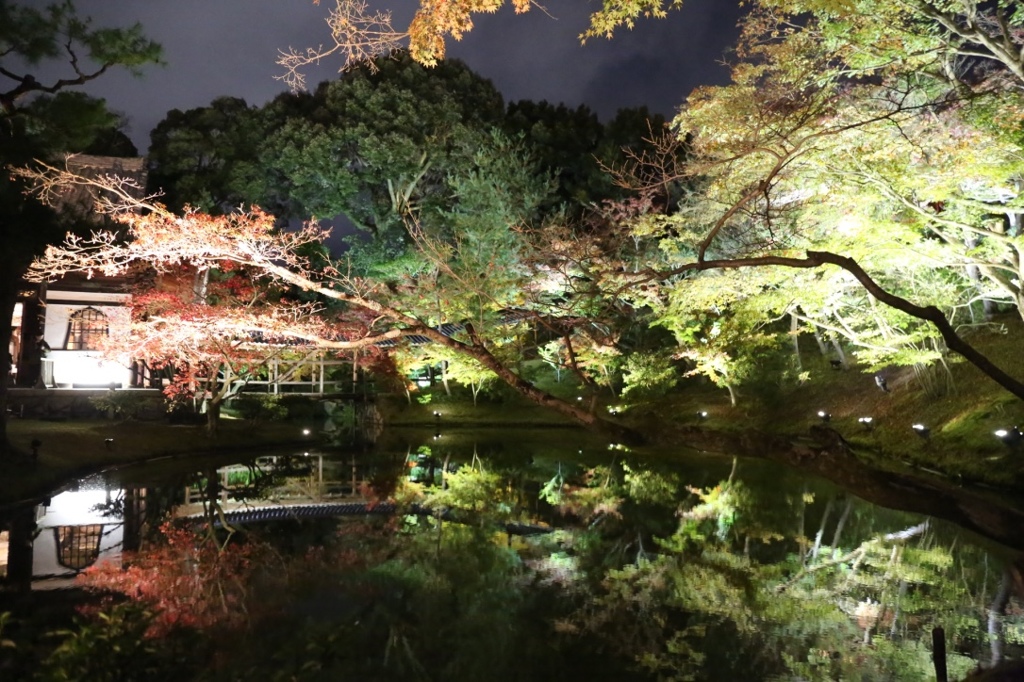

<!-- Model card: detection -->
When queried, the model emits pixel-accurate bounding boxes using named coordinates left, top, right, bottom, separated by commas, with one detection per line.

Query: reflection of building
left=0, top=454, right=368, bottom=589
left=0, top=477, right=150, bottom=590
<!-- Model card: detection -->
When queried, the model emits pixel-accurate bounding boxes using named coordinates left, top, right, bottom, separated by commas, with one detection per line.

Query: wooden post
left=352, top=350, right=359, bottom=394
left=318, top=351, right=324, bottom=394
left=932, top=627, right=947, bottom=682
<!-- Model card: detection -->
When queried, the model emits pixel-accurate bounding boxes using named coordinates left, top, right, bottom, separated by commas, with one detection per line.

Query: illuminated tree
left=289, top=0, right=1024, bottom=81
left=589, top=10, right=1024, bottom=400
left=20, top=163, right=641, bottom=439
left=118, top=264, right=384, bottom=433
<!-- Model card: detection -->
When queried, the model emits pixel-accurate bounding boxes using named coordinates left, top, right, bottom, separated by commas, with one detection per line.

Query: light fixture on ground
left=817, top=410, right=831, bottom=423
left=912, top=424, right=930, bottom=439
left=994, top=427, right=1021, bottom=447
left=302, top=428, right=311, bottom=436
left=857, top=417, right=874, bottom=431
left=697, top=410, right=708, bottom=420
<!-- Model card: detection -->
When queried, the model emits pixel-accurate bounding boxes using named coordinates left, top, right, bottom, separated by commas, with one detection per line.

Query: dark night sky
left=31, top=0, right=744, bottom=153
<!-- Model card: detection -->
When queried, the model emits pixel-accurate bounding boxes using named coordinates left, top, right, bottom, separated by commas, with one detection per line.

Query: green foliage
left=620, top=351, right=679, bottom=399
left=0, top=611, right=14, bottom=650
left=621, top=462, right=679, bottom=507
left=38, top=602, right=182, bottom=682
left=88, top=390, right=155, bottom=421
left=229, top=394, right=289, bottom=423
left=0, top=1, right=162, bottom=74
left=147, top=97, right=268, bottom=213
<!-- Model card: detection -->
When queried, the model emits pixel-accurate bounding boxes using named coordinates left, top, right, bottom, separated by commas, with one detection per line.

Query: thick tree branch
left=643, top=249, right=1024, bottom=400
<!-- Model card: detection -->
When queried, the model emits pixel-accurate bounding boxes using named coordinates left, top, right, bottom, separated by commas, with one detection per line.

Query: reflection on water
left=0, top=430, right=1021, bottom=680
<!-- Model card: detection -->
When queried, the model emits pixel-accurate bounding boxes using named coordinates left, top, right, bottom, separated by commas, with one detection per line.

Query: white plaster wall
left=43, top=292, right=133, bottom=387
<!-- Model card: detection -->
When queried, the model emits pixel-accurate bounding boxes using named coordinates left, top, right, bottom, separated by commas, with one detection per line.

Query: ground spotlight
left=302, top=428, right=311, bottom=436
left=994, top=427, right=1021, bottom=447
left=911, top=424, right=930, bottom=439
left=697, top=410, right=708, bottom=420
left=817, top=410, right=831, bottom=423
left=857, top=417, right=874, bottom=431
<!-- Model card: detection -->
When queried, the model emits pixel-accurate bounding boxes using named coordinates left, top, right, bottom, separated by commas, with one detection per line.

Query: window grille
left=65, top=307, right=108, bottom=350
left=54, top=524, right=104, bottom=571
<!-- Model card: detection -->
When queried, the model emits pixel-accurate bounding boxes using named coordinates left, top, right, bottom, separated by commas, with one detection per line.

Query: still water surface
left=2, top=427, right=1021, bottom=680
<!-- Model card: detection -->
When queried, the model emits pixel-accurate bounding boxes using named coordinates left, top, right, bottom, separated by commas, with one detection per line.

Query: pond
left=1, top=427, right=1022, bottom=681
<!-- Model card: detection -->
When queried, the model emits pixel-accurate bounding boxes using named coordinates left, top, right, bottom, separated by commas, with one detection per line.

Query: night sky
left=33, top=0, right=744, bottom=153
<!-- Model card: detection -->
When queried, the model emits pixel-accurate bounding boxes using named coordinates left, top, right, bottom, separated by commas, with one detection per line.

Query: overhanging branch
left=649, top=249, right=1024, bottom=401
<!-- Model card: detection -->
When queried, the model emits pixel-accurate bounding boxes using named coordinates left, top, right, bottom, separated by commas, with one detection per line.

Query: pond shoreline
left=4, top=414, right=1024, bottom=552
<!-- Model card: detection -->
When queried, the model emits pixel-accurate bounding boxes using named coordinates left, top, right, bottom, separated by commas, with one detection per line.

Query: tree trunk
left=810, top=497, right=834, bottom=562
left=422, top=323, right=644, bottom=444
left=964, top=236, right=997, bottom=320
left=812, top=325, right=829, bottom=355
left=831, top=497, right=853, bottom=548
left=790, top=313, right=803, bottom=372
left=0, top=283, right=15, bottom=460
left=831, top=339, right=847, bottom=368
left=206, top=398, right=221, bottom=435
left=988, top=568, right=1012, bottom=668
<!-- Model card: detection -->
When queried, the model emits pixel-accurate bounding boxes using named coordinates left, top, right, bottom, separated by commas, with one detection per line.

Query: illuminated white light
left=995, top=429, right=1009, bottom=438
left=302, top=429, right=311, bottom=435
left=858, top=417, right=873, bottom=424
left=912, top=424, right=926, bottom=431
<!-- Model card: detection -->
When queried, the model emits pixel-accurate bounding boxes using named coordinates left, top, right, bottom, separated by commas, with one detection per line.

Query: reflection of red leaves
left=78, top=522, right=271, bottom=638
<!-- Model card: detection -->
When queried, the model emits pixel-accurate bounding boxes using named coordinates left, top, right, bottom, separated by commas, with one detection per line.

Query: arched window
left=54, top=524, right=104, bottom=571
left=65, top=307, right=108, bottom=350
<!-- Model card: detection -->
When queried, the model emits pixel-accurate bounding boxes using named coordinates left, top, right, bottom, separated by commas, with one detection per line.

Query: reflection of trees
left=563, top=469, right=1015, bottom=680
left=12, top=456, right=1017, bottom=680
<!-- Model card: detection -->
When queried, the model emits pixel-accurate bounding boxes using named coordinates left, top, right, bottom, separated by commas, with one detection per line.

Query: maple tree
left=574, top=7, right=1024, bottom=403
left=21, top=162, right=644, bottom=439
left=289, top=0, right=1024, bottom=82
left=119, top=263, right=372, bottom=433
